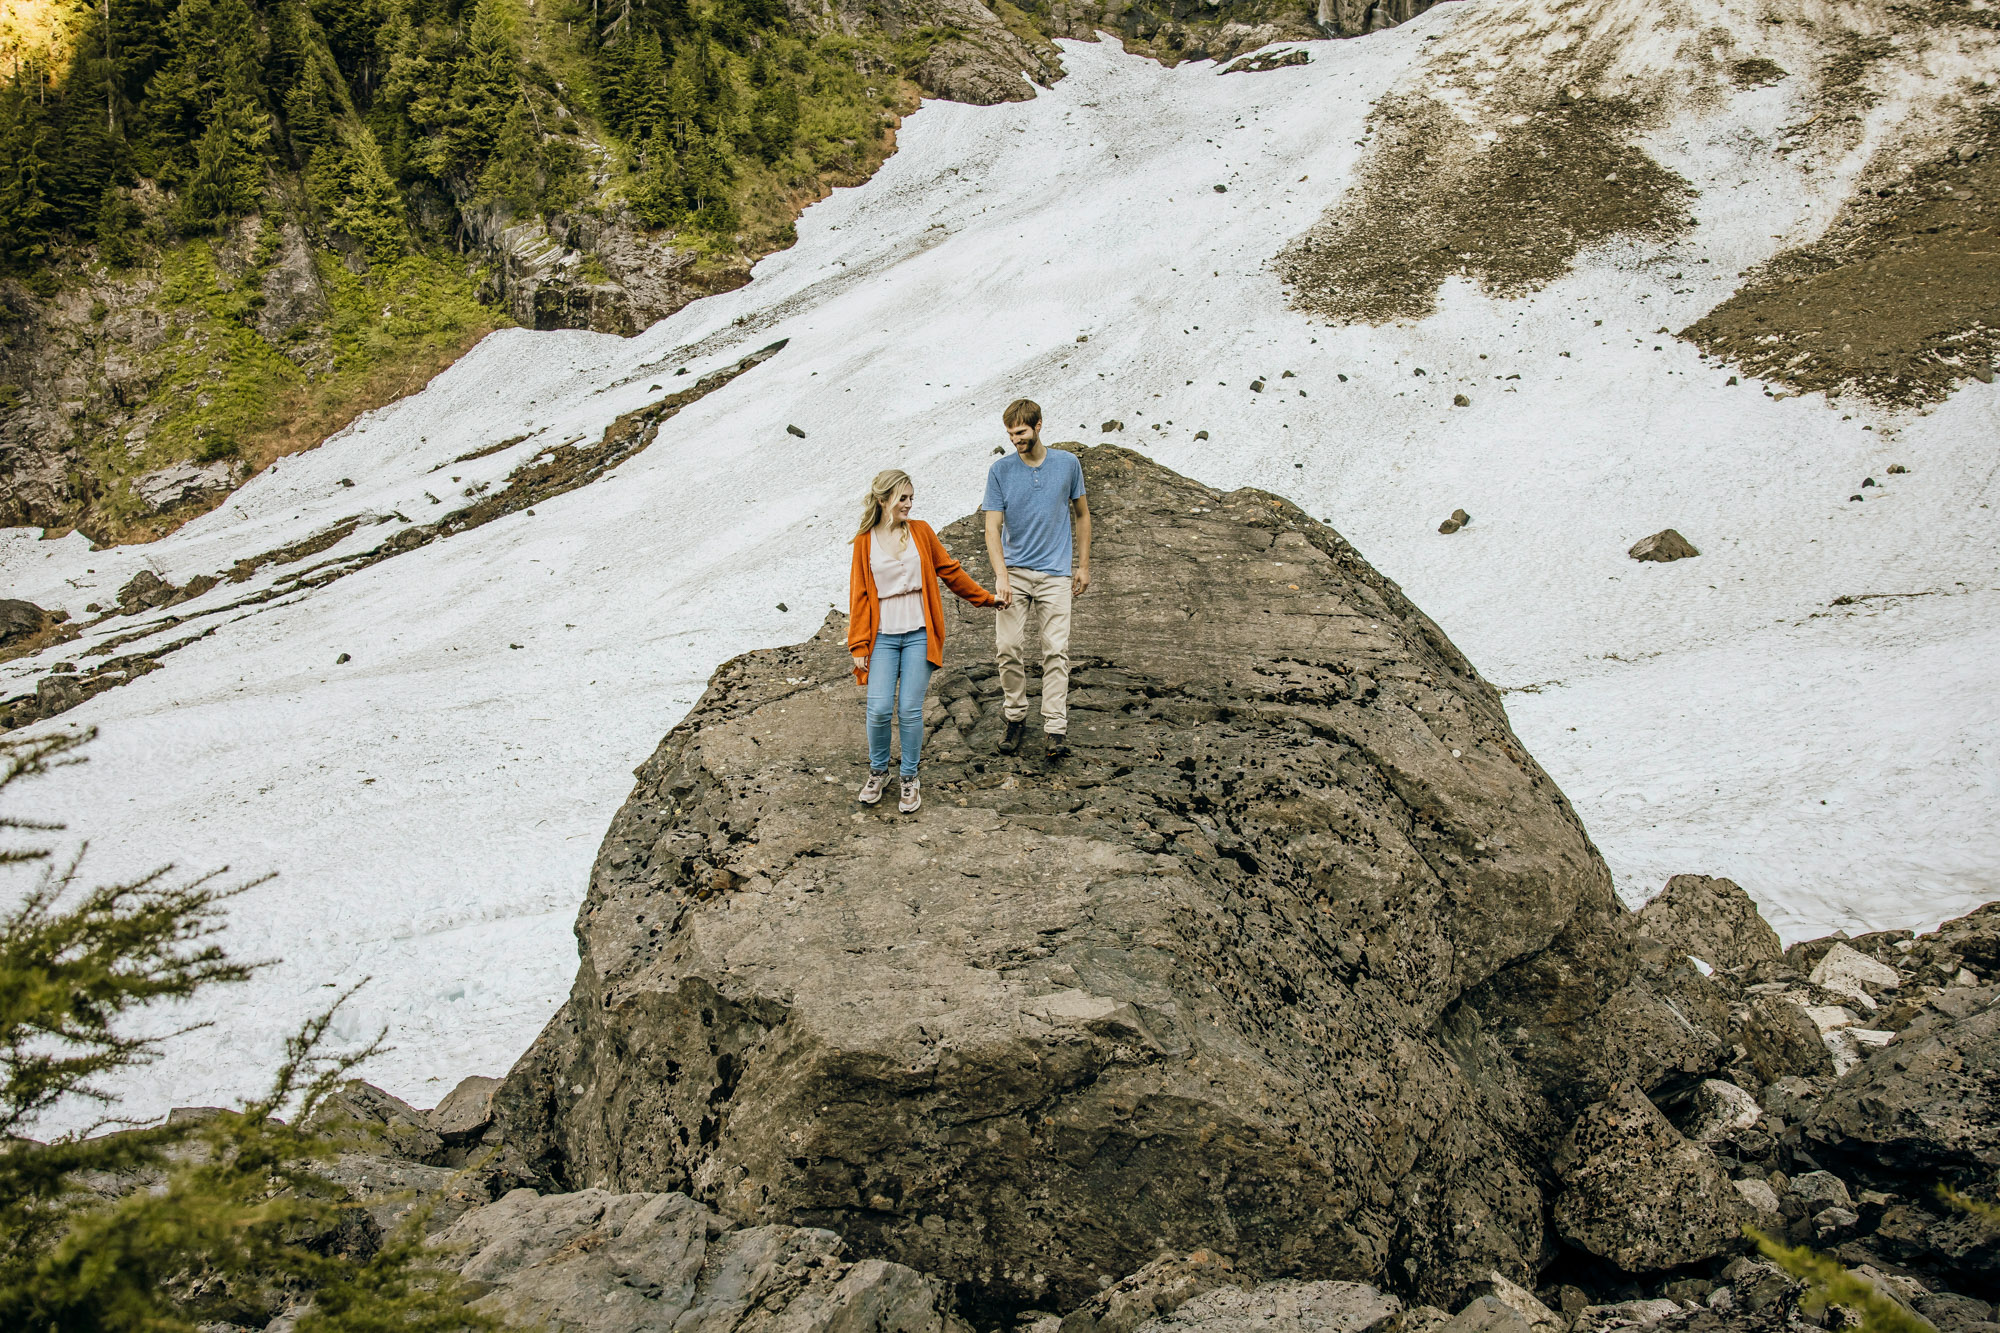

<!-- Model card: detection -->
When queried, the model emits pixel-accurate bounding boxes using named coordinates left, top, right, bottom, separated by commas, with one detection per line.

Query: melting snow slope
left=4, top=13, right=1997, bottom=1130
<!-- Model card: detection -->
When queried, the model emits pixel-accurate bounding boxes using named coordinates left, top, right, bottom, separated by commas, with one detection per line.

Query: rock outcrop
left=495, top=446, right=1724, bottom=1320
left=1040, top=0, right=1443, bottom=64
left=437, top=1187, right=968, bottom=1333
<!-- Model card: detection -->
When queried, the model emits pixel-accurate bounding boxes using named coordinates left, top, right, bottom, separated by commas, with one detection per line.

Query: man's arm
left=1071, top=495, right=1092, bottom=596
left=983, top=509, right=1012, bottom=606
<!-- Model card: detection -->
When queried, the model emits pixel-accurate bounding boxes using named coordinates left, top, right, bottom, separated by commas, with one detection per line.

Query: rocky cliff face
left=493, top=446, right=1721, bottom=1322
left=1042, top=0, right=1443, bottom=64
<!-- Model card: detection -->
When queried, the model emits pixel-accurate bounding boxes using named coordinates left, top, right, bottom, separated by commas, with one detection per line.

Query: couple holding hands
left=846, top=398, right=1091, bottom=814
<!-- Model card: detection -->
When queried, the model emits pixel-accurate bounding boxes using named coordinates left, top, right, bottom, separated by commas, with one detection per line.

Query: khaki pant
left=995, top=567, right=1073, bottom=734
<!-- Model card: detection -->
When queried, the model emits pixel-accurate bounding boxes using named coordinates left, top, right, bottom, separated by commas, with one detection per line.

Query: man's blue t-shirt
left=982, top=449, right=1086, bottom=576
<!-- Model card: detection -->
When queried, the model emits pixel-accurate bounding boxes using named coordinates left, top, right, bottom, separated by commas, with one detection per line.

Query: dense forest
left=0, top=0, right=995, bottom=537
left=0, top=0, right=936, bottom=271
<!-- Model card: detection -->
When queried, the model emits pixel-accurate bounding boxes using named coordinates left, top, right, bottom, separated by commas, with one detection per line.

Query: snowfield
left=4, top=8, right=1996, bottom=1130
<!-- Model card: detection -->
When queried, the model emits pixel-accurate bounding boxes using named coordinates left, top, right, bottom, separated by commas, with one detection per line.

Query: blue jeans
left=867, top=628, right=933, bottom=778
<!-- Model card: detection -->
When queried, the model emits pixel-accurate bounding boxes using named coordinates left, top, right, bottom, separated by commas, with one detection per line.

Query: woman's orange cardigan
left=848, top=520, right=997, bottom=684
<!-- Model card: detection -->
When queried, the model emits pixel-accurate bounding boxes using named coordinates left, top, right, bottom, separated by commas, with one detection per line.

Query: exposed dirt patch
left=1682, top=109, right=2000, bottom=406
left=1728, top=57, right=1788, bottom=89
left=1279, top=92, right=1696, bottom=325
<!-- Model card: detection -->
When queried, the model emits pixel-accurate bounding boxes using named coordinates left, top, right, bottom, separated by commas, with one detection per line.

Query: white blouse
left=870, top=532, right=926, bottom=634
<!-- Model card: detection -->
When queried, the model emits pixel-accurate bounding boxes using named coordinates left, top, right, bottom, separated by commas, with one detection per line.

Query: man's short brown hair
left=1002, top=398, right=1041, bottom=429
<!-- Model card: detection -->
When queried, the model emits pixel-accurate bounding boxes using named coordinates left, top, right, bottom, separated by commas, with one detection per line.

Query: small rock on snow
left=1629, top=529, right=1699, bottom=562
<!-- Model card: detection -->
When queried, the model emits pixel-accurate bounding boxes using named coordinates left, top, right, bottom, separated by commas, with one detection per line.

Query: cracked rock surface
left=495, top=446, right=1713, bottom=1322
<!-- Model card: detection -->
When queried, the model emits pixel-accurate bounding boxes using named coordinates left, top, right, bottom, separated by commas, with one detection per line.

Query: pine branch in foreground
left=0, top=729, right=496, bottom=1332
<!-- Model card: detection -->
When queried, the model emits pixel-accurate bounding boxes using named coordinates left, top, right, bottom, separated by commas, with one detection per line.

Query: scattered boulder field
left=154, top=451, right=1996, bottom=1331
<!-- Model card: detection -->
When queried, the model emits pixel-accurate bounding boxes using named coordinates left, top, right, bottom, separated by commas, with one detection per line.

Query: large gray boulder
left=495, top=447, right=1722, bottom=1318
left=1636, top=875, right=1785, bottom=973
left=437, top=1187, right=965, bottom=1333
left=1551, top=1086, right=1746, bottom=1272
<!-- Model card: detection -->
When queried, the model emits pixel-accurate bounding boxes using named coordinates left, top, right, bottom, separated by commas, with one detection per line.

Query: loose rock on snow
left=1628, top=530, right=1699, bottom=563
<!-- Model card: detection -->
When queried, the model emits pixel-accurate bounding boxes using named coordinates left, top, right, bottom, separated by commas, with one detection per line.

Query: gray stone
left=1845, top=1266, right=1938, bottom=1333
left=428, top=1074, right=501, bottom=1144
left=1551, top=1085, right=1746, bottom=1272
left=1731, top=1178, right=1781, bottom=1229
left=1628, top=530, right=1699, bottom=562
left=1741, top=997, right=1835, bottom=1082
left=436, top=1187, right=966, bottom=1333
left=1686, top=1079, right=1763, bottom=1143
left=1917, top=1294, right=1995, bottom=1333
left=1574, top=1299, right=1681, bottom=1332
left=254, top=222, right=328, bottom=345
left=1463, top=1272, right=1561, bottom=1333
left=1060, top=1250, right=1250, bottom=1333
left=318, top=1150, right=490, bottom=1235
left=1637, top=875, right=1785, bottom=972
left=496, top=446, right=1714, bottom=1314
left=313, top=1079, right=445, bottom=1165
left=1806, top=985, right=2000, bottom=1177
left=1137, top=1281, right=1400, bottom=1333
left=1383, top=1307, right=1453, bottom=1333
left=1439, top=1297, right=1533, bottom=1333
left=1789, top=1170, right=1853, bottom=1211
left=1809, top=942, right=1902, bottom=1006
left=0, top=598, right=47, bottom=645
left=135, top=460, right=236, bottom=512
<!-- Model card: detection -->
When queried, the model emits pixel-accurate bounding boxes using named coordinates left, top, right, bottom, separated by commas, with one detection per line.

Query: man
left=982, top=398, right=1091, bottom=761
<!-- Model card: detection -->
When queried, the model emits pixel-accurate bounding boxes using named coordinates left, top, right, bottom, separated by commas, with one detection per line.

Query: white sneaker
left=898, top=776, right=921, bottom=814
left=858, top=771, right=888, bottom=805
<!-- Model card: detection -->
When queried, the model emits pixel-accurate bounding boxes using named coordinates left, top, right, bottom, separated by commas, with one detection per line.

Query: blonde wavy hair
left=855, top=469, right=913, bottom=539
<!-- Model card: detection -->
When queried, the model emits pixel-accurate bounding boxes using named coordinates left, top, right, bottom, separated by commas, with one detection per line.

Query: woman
left=849, top=468, right=999, bottom=813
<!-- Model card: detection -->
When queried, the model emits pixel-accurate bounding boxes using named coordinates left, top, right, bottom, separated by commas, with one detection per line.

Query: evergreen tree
left=285, top=52, right=336, bottom=160
left=680, top=124, right=732, bottom=233
left=0, top=88, right=58, bottom=270
left=143, top=0, right=267, bottom=178
left=593, top=36, right=633, bottom=135
left=616, top=30, right=669, bottom=137
left=183, top=73, right=271, bottom=225
left=50, top=85, right=123, bottom=230
left=626, top=125, right=677, bottom=226
left=473, top=96, right=537, bottom=214
left=750, top=76, right=795, bottom=163
left=446, top=0, right=520, bottom=173
left=663, top=57, right=697, bottom=148
left=93, top=187, right=142, bottom=266
left=111, top=0, right=180, bottom=128
left=323, top=129, right=406, bottom=259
